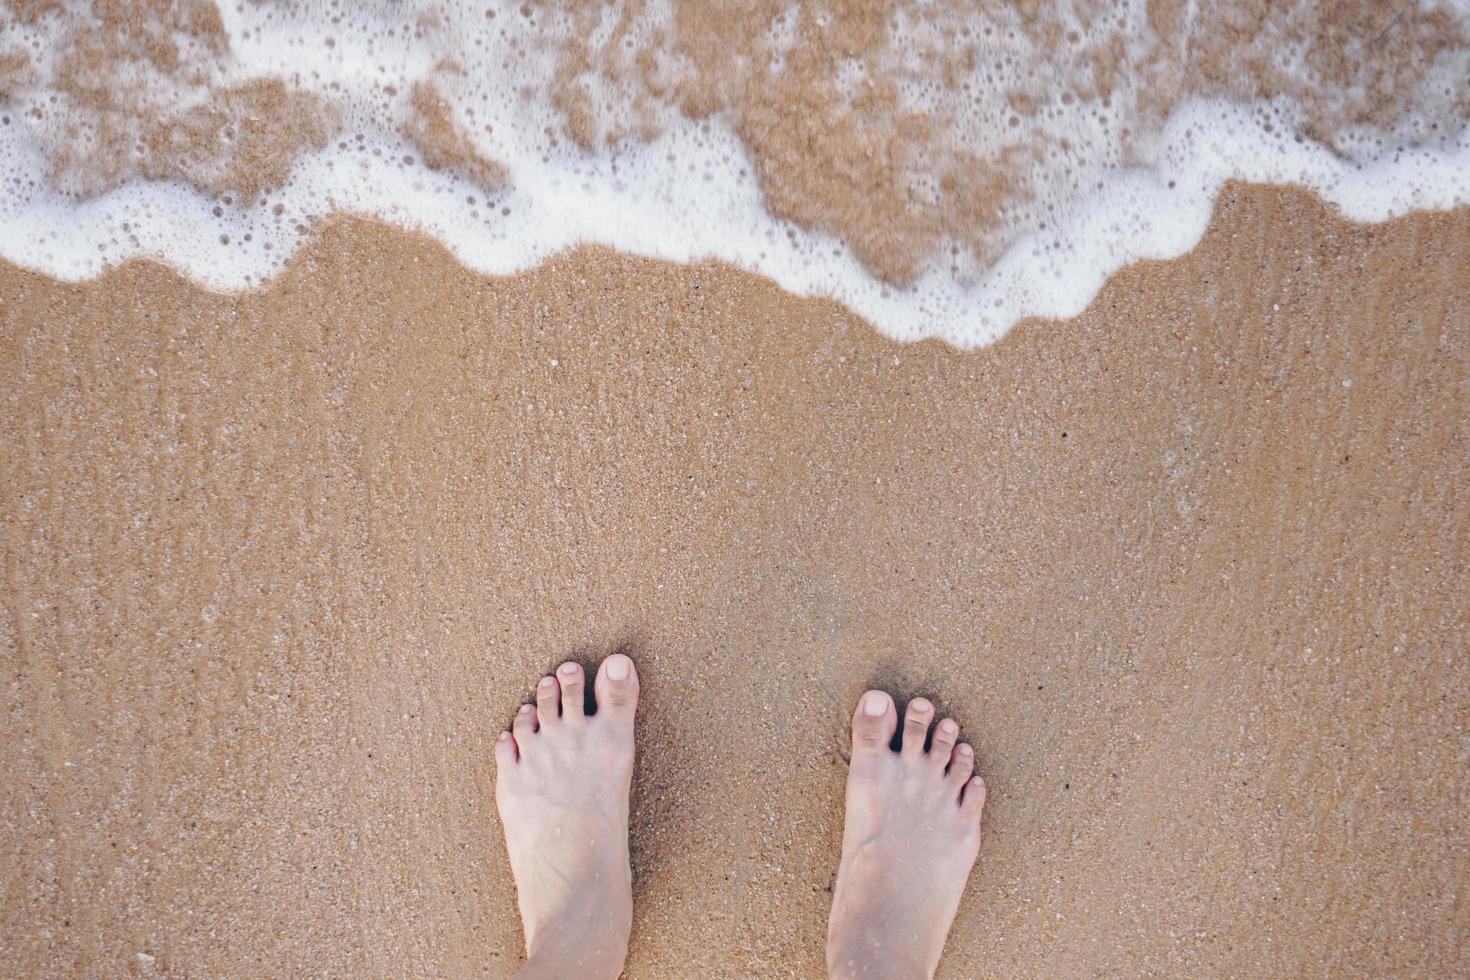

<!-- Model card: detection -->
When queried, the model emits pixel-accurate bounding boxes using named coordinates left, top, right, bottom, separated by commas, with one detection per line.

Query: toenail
left=607, top=656, right=629, bottom=680
left=939, top=719, right=957, bottom=734
left=539, top=677, right=555, bottom=690
left=558, top=663, right=578, bottom=676
left=957, top=743, right=972, bottom=754
left=498, top=731, right=510, bottom=741
left=519, top=704, right=534, bottom=714
left=863, top=691, right=889, bottom=716
left=911, top=699, right=932, bottom=713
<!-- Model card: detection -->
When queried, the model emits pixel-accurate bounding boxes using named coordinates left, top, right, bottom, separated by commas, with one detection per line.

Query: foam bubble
left=0, top=0, right=1466, bottom=346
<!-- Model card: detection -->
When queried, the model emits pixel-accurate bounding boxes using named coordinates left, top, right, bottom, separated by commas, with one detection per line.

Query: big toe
left=851, top=690, right=898, bottom=753
left=594, top=653, right=639, bottom=720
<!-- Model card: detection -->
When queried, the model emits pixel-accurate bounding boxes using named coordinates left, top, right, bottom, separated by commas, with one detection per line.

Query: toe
left=494, top=730, right=518, bottom=766
left=961, top=775, right=987, bottom=817
left=535, top=675, right=561, bottom=722
left=901, top=698, right=934, bottom=756
left=593, top=653, right=639, bottom=719
left=851, top=690, right=898, bottom=754
left=556, top=662, right=586, bottom=718
left=513, top=702, right=538, bottom=740
left=946, top=742, right=974, bottom=789
left=929, top=717, right=959, bottom=765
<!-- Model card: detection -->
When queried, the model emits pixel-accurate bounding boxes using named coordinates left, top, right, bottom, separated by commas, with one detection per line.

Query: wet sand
left=2, top=184, right=1467, bottom=977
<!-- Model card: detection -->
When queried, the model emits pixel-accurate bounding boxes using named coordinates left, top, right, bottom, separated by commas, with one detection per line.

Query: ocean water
left=1, top=0, right=1467, bottom=345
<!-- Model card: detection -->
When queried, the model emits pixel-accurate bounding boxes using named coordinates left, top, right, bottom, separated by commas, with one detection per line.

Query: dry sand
left=2, top=184, right=1467, bottom=977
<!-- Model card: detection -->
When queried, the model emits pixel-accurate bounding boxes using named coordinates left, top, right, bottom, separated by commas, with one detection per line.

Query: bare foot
left=494, top=654, right=640, bottom=980
left=827, top=691, right=987, bottom=980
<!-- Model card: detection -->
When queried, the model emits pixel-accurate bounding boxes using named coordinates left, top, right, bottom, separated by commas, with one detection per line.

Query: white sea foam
left=0, top=1, right=1467, bottom=346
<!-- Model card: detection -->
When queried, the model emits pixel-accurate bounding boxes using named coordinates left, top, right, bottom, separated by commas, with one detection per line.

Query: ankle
left=827, top=930, right=931, bottom=980
left=519, top=904, right=630, bottom=980
left=518, top=936, right=628, bottom=980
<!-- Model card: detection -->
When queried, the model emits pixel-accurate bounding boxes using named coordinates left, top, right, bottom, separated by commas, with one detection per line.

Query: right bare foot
left=494, top=654, right=640, bottom=980
left=827, top=690, right=987, bottom=980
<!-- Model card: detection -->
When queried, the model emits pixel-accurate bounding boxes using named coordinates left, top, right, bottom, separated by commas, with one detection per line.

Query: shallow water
left=1, top=0, right=1468, bottom=342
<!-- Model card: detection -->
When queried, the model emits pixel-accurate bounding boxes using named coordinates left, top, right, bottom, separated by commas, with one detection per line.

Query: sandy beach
left=2, top=183, right=1467, bottom=976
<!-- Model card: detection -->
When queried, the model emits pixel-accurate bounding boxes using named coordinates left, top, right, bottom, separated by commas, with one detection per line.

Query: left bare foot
left=494, top=654, right=640, bottom=980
